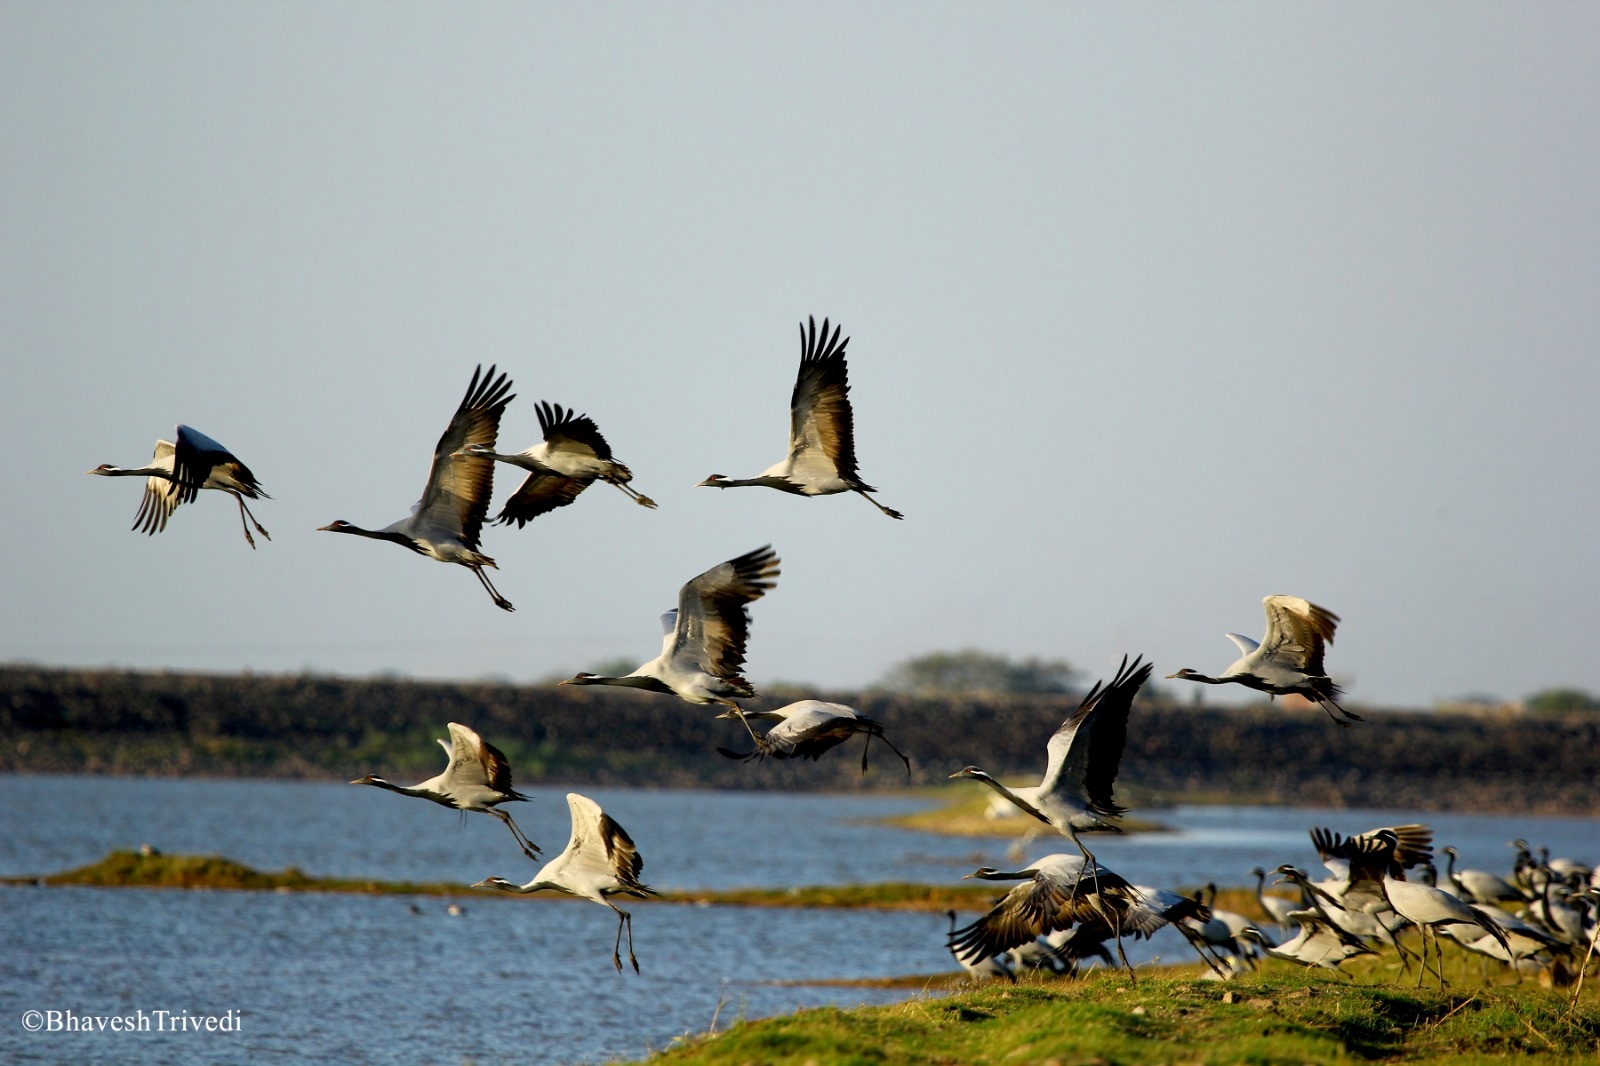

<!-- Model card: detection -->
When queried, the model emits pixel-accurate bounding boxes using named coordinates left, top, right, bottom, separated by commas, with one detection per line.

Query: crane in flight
left=350, top=722, right=540, bottom=860
left=949, top=654, right=1152, bottom=874
left=1167, top=596, right=1361, bottom=725
left=319, top=365, right=517, bottom=611
left=457, top=400, right=656, bottom=527
left=88, top=424, right=271, bottom=548
left=561, top=545, right=779, bottom=717
left=697, top=316, right=902, bottom=519
left=948, top=853, right=1151, bottom=977
left=475, top=792, right=655, bottom=973
left=715, top=700, right=910, bottom=777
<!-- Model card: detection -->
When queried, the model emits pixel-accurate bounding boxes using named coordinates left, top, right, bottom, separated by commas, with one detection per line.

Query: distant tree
left=1524, top=688, right=1600, bottom=714
left=875, top=649, right=1077, bottom=696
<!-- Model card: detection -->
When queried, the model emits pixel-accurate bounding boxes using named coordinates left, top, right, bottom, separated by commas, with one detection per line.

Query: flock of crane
left=85, top=316, right=1595, bottom=988
left=948, top=820, right=1600, bottom=997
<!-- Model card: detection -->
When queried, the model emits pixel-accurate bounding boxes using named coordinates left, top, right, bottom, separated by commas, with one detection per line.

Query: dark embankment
left=2, top=665, right=1596, bottom=813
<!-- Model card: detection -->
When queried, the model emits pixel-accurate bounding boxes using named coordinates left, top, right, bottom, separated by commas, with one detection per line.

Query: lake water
left=1, top=774, right=1594, bottom=1065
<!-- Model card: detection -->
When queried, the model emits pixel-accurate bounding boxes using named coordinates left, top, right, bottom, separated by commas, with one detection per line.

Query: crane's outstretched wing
left=1038, top=655, right=1151, bottom=818
left=787, top=317, right=858, bottom=479
left=170, top=425, right=227, bottom=504
left=948, top=876, right=1067, bottom=965
left=538, top=401, right=616, bottom=461
left=670, top=545, right=780, bottom=678
left=760, top=704, right=856, bottom=761
left=494, top=473, right=589, bottom=526
left=559, top=793, right=650, bottom=893
left=1260, top=596, right=1339, bottom=674
left=442, top=722, right=519, bottom=795
left=1225, top=633, right=1260, bottom=656
left=132, top=440, right=181, bottom=534
left=1328, top=823, right=1432, bottom=873
left=415, top=365, right=515, bottom=550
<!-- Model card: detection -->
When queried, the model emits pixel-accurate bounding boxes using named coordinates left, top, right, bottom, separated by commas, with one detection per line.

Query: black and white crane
left=716, top=700, right=910, bottom=777
left=1167, top=596, right=1361, bottom=725
left=1237, top=910, right=1377, bottom=975
left=697, top=316, right=902, bottom=519
left=457, top=400, right=655, bottom=527
left=350, top=722, right=540, bottom=860
left=949, top=655, right=1152, bottom=875
left=1318, top=828, right=1511, bottom=987
left=1440, top=846, right=1527, bottom=907
left=474, top=792, right=655, bottom=973
left=947, top=853, right=1149, bottom=976
left=561, top=545, right=779, bottom=712
left=319, top=365, right=516, bottom=611
left=88, top=424, right=271, bottom=548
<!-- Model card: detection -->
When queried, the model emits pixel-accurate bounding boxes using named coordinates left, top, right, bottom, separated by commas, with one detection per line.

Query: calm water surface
left=1, top=774, right=1594, bottom=1065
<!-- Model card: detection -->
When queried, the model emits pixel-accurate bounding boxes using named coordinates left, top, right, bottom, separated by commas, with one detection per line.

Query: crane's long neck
left=970, top=866, right=1039, bottom=881
left=969, top=771, right=1050, bottom=827
left=360, top=777, right=427, bottom=798
left=323, top=523, right=416, bottom=548
left=702, top=475, right=794, bottom=490
left=566, top=674, right=671, bottom=693
left=91, top=465, right=171, bottom=479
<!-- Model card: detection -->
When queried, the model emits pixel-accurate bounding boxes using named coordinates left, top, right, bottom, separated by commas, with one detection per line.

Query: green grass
left=12, top=849, right=473, bottom=895
left=3, top=851, right=998, bottom=910
left=646, top=967, right=1600, bottom=1065
left=0, top=853, right=1306, bottom=926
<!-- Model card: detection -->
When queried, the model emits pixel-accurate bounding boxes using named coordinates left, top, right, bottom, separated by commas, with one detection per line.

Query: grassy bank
left=878, top=786, right=1170, bottom=837
left=645, top=969, right=1600, bottom=1065
left=2, top=851, right=1003, bottom=911
left=8, top=851, right=1276, bottom=919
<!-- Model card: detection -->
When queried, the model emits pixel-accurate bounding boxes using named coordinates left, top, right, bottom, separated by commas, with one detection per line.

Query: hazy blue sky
left=3, top=3, right=1596, bottom=709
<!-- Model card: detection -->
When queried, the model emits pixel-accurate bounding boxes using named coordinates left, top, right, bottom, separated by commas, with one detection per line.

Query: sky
left=3, top=2, right=1597, bottom=710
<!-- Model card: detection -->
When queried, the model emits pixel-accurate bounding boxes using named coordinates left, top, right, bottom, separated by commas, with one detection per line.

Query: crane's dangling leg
left=625, top=910, right=639, bottom=973
left=854, top=489, right=903, bottom=520
left=473, top=566, right=515, bottom=612
left=1072, top=829, right=1131, bottom=982
left=610, top=904, right=639, bottom=974
left=609, top=481, right=657, bottom=509
left=227, top=494, right=257, bottom=549
left=234, top=493, right=271, bottom=544
left=1319, top=696, right=1363, bottom=726
left=725, top=705, right=762, bottom=745
left=875, top=727, right=911, bottom=778
left=488, top=807, right=541, bottom=861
